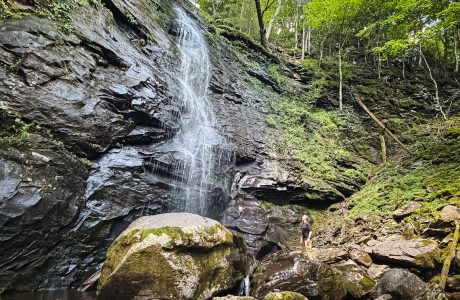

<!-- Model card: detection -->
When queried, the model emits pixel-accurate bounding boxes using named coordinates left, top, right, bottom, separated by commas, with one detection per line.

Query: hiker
left=300, top=214, right=313, bottom=258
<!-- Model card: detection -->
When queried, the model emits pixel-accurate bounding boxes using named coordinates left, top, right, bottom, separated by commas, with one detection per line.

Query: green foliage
left=198, top=0, right=459, bottom=75
left=0, top=107, right=33, bottom=143
left=79, top=157, right=93, bottom=166
left=267, top=64, right=286, bottom=85
left=306, top=0, right=363, bottom=39
left=0, top=1, right=30, bottom=19
left=124, top=9, right=138, bottom=25
left=267, top=71, right=369, bottom=184
left=36, top=1, right=86, bottom=32
left=349, top=117, right=460, bottom=219
left=373, top=39, right=414, bottom=60
left=0, top=0, right=88, bottom=32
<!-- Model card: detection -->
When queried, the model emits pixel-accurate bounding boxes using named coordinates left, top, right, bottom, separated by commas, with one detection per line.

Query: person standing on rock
left=300, top=214, right=313, bottom=258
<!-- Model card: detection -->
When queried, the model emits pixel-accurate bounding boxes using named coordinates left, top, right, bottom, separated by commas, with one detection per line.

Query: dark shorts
left=302, top=226, right=311, bottom=239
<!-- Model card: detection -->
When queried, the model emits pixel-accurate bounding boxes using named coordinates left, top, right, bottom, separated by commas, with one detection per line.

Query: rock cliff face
left=0, top=0, right=370, bottom=294
left=0, top=0, right=285, bottom=293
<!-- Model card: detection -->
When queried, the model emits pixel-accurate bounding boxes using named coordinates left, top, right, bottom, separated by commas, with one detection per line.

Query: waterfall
left=148, top=6, right=234, bottom=218
left=238, top=275, right=250, bottom=296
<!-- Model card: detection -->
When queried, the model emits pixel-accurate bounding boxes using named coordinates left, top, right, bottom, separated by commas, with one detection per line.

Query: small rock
left=439, top=205, right=460, bottom=222
left=447, top=275, right=460, bottom=291
left=367, top=264, right=390, bottom=279
left=371, top=239, right=440, bottom=269
left=402, top=222, right=416, bottom=239
left=349, top=247, right=372, bottom=267
left=374, top=295, right=392, bottom=300
left=31, top=152, right=51, bottom=163
left=264, top=291, right=308, bottom=300
left=393, top=202, right=421, bottom=219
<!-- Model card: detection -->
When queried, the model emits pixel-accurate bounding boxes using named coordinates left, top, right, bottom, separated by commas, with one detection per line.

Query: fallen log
left=350, top=89, right=411, bottom=154
left=439, top=220, right=459, bottom=290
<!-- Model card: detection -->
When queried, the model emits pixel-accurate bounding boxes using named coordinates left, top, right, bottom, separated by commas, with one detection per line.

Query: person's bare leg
left=304, top=240, right=311, bottom=258
left=307, top=240, right=314, bottom=259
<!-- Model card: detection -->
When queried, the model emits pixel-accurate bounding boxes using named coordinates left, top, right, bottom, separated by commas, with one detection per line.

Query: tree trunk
left=254, top=0, right=268, bottom=48
left=442, top=34, right=449, bottom=63
left=301, top=25, right=306, bottom=60
left=307, top=27, right=311, bottom=55
left=294, top=10, right=298, bottom=55
left=320, top=39, right=324, bottom=63
left=421, top=50, right=446, bottom=120
left=339, top=47, right=343, bottom=111
left=402, top=59, right=405, bottom=79
left=380, top=135, right=387, bottom=163
left=266, top=0, right=282, bottom=41
left=211, top=1, right=216, bottom=15
left=378, top=52, right=381, bottom=79
left=418, top=42, right=423, bottom=67
left=239, top=2, right=245, bottom=31
left=455, top=29, right=459, bottom=73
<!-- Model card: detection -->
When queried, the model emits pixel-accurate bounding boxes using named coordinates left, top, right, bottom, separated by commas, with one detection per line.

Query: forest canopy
left=197, top=0, right=459, bottom=115
left=197, top=0, right=459, bottom=71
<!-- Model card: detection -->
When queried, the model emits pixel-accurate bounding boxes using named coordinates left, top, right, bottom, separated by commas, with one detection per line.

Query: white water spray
left=161, top=6, right=233, bottom=217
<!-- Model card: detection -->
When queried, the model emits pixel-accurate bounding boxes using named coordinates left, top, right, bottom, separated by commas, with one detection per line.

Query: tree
left=306, top=0, right=363, bottom=110
left=266, top=0, right=282, bottom=41
left=255, top=0, right=269, bottom=47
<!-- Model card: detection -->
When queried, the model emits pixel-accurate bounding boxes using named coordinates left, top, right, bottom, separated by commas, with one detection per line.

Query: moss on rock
left=264, top=291, right=308, bottom=300
left=97, top=213, right=247, bottom=300
left=348, top=117, right=460, bottom=219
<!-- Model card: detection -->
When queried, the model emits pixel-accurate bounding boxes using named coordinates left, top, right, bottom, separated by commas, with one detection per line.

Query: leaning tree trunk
left=254, top=0, right=268, bottom=48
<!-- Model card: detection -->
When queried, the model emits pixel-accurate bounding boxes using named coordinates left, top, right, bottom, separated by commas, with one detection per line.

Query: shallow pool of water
left=2, top=290, right=96, bottom=300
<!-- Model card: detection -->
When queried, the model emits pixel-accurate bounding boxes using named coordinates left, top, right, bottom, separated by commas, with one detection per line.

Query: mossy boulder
left=97, top=213, right=248, bottom=300
left=334, top=260, right=376, bottom=298
left=264, top=291, right=308, bottom=300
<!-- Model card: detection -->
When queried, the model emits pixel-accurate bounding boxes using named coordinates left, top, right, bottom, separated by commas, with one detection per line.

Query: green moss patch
left=267, top=90, right=370, bottom=187
left=348, top=117, right=460, bottom=219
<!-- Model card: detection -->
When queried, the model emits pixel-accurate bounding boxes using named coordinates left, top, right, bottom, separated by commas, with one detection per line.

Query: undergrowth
left=1, top=0, right=94, bottom=32
left=266, top=63, right=370, bottom=185
left=348, top=117, right=460, bottom=219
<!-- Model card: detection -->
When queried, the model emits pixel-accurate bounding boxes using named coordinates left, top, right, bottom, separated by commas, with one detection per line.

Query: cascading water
left=149, top=5, right=234, bottom=218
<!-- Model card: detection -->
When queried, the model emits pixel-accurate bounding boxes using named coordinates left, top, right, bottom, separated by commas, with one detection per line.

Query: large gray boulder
left=252, top=253, right=347, bottom=300
left=371, top=238, right=440, bottom=268
left=371, top=269, right=446, bottom=300
left=97, top=213, right=247, bottom=300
